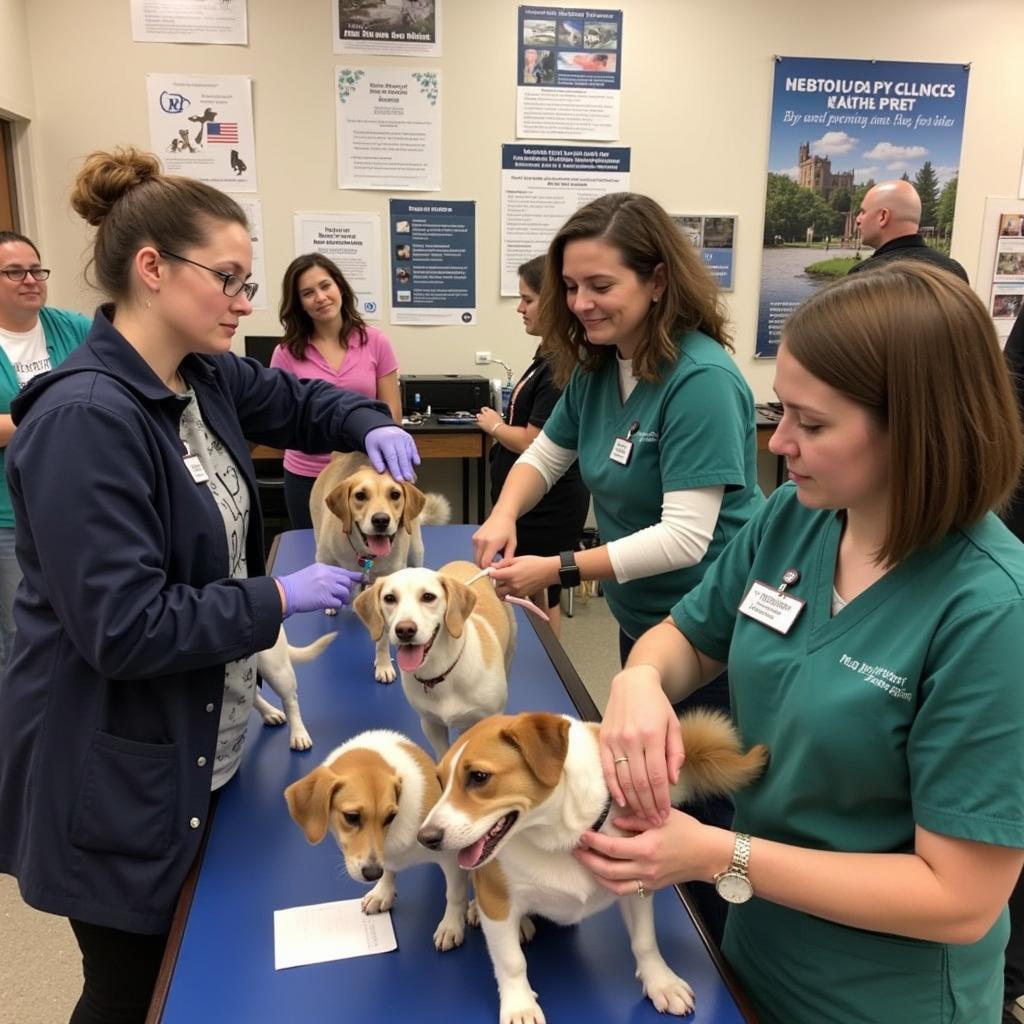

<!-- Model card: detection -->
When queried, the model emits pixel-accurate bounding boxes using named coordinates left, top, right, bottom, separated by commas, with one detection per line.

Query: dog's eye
left=382, top=811, right=397, bottom=827
left=382, top=593, right=397, bottom=604
left=353, top=490, right=367, bottom=502
left=389, top=490, right=401, bottom=501
left=342, top=812, right=361, bottom=826
left=467, top=770, right=490, bottom=787
left=421, top=592, right=437, bottom=603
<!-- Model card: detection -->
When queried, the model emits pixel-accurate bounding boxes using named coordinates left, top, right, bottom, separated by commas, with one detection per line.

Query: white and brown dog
left=284, top=729, right=469, bottom=952
left=417, top=710, right=768, bottom=1024
left=352, top=561, right=515, bottom=758
left=253, top=627, right=336, bottom=750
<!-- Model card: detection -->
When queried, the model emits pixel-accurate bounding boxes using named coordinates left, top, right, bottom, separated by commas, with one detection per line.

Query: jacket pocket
left=70, top=731, right=177, bottom=859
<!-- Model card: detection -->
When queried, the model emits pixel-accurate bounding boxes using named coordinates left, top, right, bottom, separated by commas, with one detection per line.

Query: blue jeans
left=0, top=527, right=19, bottom=670
left=619, top=628, right=733, bottom=946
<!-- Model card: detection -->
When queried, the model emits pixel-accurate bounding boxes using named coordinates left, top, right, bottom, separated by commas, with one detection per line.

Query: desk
left=150, top=527, right=755, bottom=1024
left=250, top=418, right=489, bottom=525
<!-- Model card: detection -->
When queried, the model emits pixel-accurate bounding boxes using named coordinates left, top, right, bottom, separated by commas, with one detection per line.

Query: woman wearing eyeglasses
left=0, top=148, right=419, bottom=1024
left=0, top=231, right=90, bottom=668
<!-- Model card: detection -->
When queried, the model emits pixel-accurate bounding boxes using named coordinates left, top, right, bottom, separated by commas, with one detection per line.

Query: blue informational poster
left=388, top=199, right=476, bottom=326
left=757, top=56, right=969, bottom=357
left=672, top=215, right=736, bottom=291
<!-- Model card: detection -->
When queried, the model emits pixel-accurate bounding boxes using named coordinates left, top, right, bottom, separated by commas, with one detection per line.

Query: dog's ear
left=499, top=713, right=570, bottom=790
left=353, top=580, right=385, bottom=641
left=284, top=767, right=345, bottom=844
left=325, top=480, right=355, bottom=534
left=399, top=482, right=426, bottom=535
left=440, top=575, right=477, bottom=638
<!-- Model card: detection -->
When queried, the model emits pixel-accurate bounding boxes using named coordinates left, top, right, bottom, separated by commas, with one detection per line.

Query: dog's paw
left=518, top=915, right=536, bottom=944
left=466, top=898, right=480, bottom=927
left=361, top=883, right=396, bottom=915
left=499, top=991, right=546, bottom=1024
left=432, top=913, right=466, bottom=952
left=258, top=705, right=286, bottom=727
left=639, top=967, right=695, bottom=1016
left=288, top=728, right=313, bottom=751
left=374, top=662, right=396, bottom=684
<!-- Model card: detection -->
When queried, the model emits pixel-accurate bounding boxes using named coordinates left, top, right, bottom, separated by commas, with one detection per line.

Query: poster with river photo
left=756, top=56, right=969, bottom=357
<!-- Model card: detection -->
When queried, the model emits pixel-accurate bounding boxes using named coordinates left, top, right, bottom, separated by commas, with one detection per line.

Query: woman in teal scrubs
left=576, top=262, right=1024, bottom=1024
left=472, top=192, right=764, bottom=940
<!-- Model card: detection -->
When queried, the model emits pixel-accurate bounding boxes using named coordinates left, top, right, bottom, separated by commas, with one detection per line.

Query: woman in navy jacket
left=0, top=147, right=419, bottom=1024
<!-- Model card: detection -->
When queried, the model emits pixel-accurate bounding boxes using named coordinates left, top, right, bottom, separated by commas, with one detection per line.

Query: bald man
left=848, top=179, right=969, bottom=282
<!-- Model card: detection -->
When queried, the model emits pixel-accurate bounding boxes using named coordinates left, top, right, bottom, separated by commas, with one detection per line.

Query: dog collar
left=590, top=795, right=613, bottom=833
left=414, top=644, right=464, bottom=691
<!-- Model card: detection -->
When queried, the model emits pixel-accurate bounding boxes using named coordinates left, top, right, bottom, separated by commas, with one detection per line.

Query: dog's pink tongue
left=458, top=837, right=487, bottom=870
left=367, top=534, right=392, bottom=557
left=397, top=644, right=426, bottom=672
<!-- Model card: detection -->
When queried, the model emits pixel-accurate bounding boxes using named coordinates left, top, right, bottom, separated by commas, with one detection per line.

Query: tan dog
left=252, top=626, right=336, bottom=750
left=353, top=561, right=515, bottom=757
left=418, top=710, right=768, bottom=1024
left=284, top=729, right=469, bottom=952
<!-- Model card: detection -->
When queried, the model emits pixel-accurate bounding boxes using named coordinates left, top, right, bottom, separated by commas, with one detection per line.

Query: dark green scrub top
left=673, top=484, right=1024, bottom=1024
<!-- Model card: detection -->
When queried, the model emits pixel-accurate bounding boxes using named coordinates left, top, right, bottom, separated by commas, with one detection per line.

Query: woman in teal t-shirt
left=577, top=263, right=1024, bottom=1024
left=0, top=231, right=89, bottom=667
left=473, top=192, right=764, bottom=942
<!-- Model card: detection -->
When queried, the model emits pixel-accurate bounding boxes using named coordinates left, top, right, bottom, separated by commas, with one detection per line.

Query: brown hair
left=278, top=253, right=366, bottom=358
left=517, top=255, right=546, bottom=294
left=782, top=261, right=1024, bottom=565
left=0, top=231, right=40, bottom=260
left=70, top=146, right=247, bottom=299
left=537, top=193, right=731, bottom=387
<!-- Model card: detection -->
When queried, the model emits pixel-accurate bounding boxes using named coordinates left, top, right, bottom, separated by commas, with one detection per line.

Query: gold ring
left=614, top=756, right=629, bottom=765
left=636, top=880, right=648, bottom=899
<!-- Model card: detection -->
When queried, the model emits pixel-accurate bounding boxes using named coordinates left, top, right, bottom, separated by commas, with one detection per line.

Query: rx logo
left=159, top=91, right=191, bottom=114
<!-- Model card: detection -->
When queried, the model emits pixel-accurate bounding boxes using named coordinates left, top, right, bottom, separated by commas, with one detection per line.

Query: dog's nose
left=417, top=824, right=444, bottom=850
left=361, top=861, right=383, bottom=881
left=395, top=621, right=417, bottom=643
left=371, top=513, right=390, bottom=531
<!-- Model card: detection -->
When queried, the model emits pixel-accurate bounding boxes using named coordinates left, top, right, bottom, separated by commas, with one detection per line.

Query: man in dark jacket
left=848, top=179, right=969, bottom=283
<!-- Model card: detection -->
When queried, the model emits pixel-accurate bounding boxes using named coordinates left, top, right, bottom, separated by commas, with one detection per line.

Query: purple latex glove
left=364, top=425, right=420, bottom=481
left=277, top=563, right=366, bottom=617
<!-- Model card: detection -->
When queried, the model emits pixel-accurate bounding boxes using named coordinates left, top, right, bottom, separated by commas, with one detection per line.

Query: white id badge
left=609, top=436, right=633, bottom=465
left=183, top=454, right=209, bottom=484
left=738, top=580, right=805, bottom=634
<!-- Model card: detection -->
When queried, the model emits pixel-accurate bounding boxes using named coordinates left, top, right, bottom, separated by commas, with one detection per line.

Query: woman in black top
left=476, top=256, right=589, bottom=634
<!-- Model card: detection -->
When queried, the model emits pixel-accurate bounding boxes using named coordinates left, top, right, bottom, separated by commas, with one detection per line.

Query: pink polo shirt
left=270, top=325, right=399, bottom=477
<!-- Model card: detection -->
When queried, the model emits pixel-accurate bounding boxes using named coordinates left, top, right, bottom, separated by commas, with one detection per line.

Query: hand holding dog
left=471, top=511, right=517, bottom=568
left=600, top=667, right=685, bottom=825
left=487, top=555, right=557, bottom=600
left=364, top=426, right=420, bottom=481
left=277, top=563, right=366, bottom=617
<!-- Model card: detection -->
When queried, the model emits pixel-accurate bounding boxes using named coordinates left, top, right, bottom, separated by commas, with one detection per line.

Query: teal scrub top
left=673, top=484, right=1024, bottom=1024
left=543, top=331, right=765, bottom=639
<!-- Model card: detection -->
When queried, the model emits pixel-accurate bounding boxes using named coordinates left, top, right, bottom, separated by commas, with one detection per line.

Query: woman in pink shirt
left=273, top=254, right=401, bottom=528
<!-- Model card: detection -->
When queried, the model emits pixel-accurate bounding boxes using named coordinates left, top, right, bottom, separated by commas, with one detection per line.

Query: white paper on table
left=273, top=899, right=397, bottom=969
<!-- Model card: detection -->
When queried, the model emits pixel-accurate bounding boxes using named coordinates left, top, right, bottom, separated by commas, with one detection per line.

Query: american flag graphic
left=207, top=122, right=239, bottom=143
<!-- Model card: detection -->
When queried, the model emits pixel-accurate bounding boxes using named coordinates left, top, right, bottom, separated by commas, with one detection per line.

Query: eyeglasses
left=0, top=267, right=51, bottom=282
left=157, top=250, right=258, bottom=301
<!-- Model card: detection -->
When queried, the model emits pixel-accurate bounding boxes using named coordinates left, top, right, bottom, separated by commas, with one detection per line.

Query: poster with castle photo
left=757, top=56, right=969, bottom=357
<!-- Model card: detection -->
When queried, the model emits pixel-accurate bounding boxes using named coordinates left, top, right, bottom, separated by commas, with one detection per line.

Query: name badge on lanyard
left=609, top=420, right=641, bottom=466
left=738, top=568, right=804, bottom=635
left=182, top=443, right=209, bottom=484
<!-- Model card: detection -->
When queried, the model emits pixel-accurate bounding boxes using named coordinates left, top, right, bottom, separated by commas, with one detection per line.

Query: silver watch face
left=715, top=870, right=753, bottom=904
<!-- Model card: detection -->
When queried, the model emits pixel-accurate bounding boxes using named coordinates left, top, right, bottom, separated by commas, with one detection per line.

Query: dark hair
left=783, top=261, right=1024, bottom=565
left=517, top=255, right=546, bottom=294
left=278, top=253, right=367, bottom=359
left=0, top=231, right=40, bottom=260
left=69, top=146, right=247, bottom=299
left=537, top=192, right=731, bottom=387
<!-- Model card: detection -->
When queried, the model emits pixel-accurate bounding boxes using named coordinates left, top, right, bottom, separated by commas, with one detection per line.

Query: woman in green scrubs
left=575, top=262, right=1024, bottom=1024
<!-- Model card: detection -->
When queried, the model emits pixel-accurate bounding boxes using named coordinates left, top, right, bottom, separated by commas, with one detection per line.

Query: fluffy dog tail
left=287, top=631, right=337, bottom=663
left=421, top=492, right=452, bottom=526
left=671, top=709, right=768, bottom=804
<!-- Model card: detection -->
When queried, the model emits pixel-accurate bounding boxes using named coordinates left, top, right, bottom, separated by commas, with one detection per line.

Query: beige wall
left=4, top=0, right=1024, bottom=402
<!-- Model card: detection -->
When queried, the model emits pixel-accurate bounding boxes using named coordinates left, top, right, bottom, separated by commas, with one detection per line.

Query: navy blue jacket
left=0, top=308, right=393, bottom=933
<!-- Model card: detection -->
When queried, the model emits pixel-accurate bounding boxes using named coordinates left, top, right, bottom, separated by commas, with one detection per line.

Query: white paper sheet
left=273, top=899, right=397, bottom=970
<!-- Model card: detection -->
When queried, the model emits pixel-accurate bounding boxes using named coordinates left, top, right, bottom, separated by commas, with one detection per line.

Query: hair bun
left=70, top=147, right=162, bottom=227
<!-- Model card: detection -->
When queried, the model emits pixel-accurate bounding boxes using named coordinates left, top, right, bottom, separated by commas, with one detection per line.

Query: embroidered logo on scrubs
left=632, top=430, right=659, bottom=444
left=838, top=653, right=912, bottom=701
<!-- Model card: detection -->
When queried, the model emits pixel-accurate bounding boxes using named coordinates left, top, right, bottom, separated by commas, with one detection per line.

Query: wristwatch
left=714, top=832, right=753, bottom=904
left=558, top=550, right=581, bottom=589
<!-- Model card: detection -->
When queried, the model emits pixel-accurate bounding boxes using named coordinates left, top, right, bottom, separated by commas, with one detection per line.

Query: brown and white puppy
left=284, top=729, right=469, bottom=952
left=253, top=626, right=336, bottom=750
left=417, top=710, right=769, bottom=1024
left=353, top=561, right=516, bottom=758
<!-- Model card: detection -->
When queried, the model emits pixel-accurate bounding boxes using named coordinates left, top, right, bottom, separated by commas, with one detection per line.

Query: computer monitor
left=244, top=335, right=281, bottom=368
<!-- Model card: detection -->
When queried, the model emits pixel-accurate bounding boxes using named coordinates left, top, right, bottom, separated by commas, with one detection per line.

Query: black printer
left=400, top=374, right=490, bottom=415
